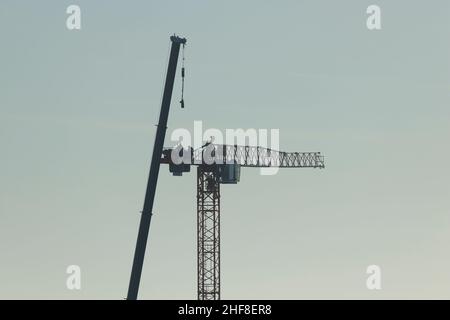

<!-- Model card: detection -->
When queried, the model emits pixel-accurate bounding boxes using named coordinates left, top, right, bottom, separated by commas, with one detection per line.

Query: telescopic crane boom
left=127, top=35, right=186, bottom=300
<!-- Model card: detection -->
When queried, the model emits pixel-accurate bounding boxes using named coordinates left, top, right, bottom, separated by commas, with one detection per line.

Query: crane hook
left=180, top=43, right=186, bottom=108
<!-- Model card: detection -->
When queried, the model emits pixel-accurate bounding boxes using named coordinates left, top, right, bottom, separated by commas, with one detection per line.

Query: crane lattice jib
left=190, top=144, right=325, bottom=168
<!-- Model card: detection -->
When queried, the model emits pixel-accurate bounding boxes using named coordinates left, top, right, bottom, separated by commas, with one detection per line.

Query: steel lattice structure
left=197, top=166, right=221, bottom=300
left=191, top=144, right=324, bottom=168
left=161, top=143, right=325, bottom=300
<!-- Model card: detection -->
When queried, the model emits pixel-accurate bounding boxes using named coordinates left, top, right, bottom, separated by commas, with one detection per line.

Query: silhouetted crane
left=127, top=35, right=324, bottom=300
left=161, top=144, right=324, bottom=300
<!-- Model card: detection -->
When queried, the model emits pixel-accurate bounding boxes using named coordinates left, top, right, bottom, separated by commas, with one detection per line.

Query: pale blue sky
left=0, top=1, right=449, bottom=299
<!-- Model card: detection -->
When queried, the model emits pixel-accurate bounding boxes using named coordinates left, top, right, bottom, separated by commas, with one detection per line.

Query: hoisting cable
left=180, top=43, right=186, bottom=108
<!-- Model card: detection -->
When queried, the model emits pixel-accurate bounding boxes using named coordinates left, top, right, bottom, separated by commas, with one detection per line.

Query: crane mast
left=127, top=35, right=186, bottom=300
left=197, top=166, right=221, bottom=300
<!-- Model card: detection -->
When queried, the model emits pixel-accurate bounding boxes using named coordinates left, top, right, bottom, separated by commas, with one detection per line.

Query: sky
left=0, top=0, right=449, bottom=299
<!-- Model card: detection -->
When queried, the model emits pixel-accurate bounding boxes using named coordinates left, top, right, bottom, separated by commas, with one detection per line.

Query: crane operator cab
left=219, top=163, right=241, bottom=184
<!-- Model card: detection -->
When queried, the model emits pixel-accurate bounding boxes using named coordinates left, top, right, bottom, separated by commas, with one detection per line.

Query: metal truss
left=191, top=144, right=325, bottom=168
left=197, top=166, right=221, bottom=300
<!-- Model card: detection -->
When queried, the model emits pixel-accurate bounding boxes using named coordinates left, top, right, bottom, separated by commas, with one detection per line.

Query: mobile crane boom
left=127, top=35, right=186, bottom=300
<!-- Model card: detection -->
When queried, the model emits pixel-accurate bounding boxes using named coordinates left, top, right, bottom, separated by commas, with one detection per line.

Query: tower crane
left=127, top=35, right=325, bottom=300
left=161, top=144, right=324, bottom=300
